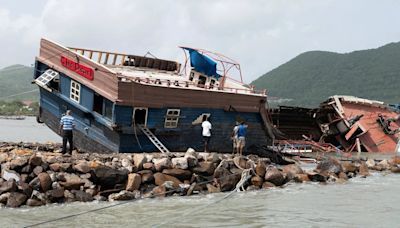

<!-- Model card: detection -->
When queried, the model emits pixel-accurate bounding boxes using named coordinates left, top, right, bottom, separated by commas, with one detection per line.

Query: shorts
left=232, top=137, right=238, bottom=148
left=237, top=137, right=245, bottom=148
left=203, top=136, right=211, bottom=143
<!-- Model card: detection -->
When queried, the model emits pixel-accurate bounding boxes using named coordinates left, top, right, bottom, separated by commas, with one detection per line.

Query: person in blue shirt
left=236, top=121, right=248, bottom=156
left=59, top=110, right=75, bottom=154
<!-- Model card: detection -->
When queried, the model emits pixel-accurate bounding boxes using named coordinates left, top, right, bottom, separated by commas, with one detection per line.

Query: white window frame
left=164, top=109, right=180, bottom=128
left=70, top=80, right=81, bottom=103
left=34, top=69, right=59, bottom=91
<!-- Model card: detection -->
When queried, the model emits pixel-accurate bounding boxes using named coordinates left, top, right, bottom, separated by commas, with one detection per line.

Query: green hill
left=0, top=64, right=38, bottom=101
left=252, top=42, right=400, bottom=107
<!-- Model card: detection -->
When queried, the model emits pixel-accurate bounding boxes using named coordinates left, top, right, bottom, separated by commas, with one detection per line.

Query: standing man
left=201, top=115, right=212, bottom=152
left=59, top=110, right=75, bottom=154
left=237, top=121, right=248, bottom=156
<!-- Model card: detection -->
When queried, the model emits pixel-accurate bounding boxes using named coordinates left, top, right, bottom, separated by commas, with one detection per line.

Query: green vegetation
left=0, top=101, right=39, bottom=116
left=0, top=65, right=38, bottom=115
left=0, top=64, right=38, bottom=101
left=252, top=42, right=400, bottom=107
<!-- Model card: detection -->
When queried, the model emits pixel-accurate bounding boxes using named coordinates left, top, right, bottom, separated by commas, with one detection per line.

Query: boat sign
left=61, top=56, right=94, bottom=80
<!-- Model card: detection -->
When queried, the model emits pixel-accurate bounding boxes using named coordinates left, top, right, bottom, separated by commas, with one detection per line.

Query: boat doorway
left=133, top=107, right=148, bottom=126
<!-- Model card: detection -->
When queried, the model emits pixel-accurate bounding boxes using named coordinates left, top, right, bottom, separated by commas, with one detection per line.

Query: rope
left=23, top=166, right=254, bottom=228
left=0, top=89, right=38, bottom=100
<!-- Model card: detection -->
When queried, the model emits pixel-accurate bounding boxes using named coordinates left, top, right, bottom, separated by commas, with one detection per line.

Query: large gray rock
left=171, top=157, right=188, bottom=170
left=133, top=154, right=147, bottom=170
left=73, top=161, right=91, bottom=173
left=316, top=157, right=343, bottom=175
left=1, top=169, right=21, bottom=182
left=72, top=190, right=93, bottom=202
left=7, top=192, right=27, bottom=207
left=264, top=166, right=286, bottom=186
left=0, top=179, right=17, bottom=194
left=153, top=158, right=172, bottom=172
left=108, top=190, right=140, bottom=201
left=126, top=173, right=141, bottom=191
left=90, top=166, right=128, bottom=190
left=162, top=169, right=192, bottom=181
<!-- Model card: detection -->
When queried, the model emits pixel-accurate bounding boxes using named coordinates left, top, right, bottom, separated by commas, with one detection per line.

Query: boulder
left=342, top=162, right=357, bottom=173
left=0, top=192, right=10, bottom=204
left=162, top=169, right=192, bottom=181
left=143, top=162, right=155, bottom=170
left=121, top=158, right=132, bottom=168
left=20, top=164, right=33, bottom=173
left=26, top=199, right=44, bottom=207
left=251, top=175, right=264, bottom=187
left=293, top=174, right=310, bottom=183
left=377, top=160, right=390, bottom=170
left=33, top=166, right=44, bottom=176
left=255, top=160, right=267, bottom=177
left=365, top=158, right=375, bottom=168
left=50, top=163, right=72, bottom=172
left=138, top=170, right=154, bottom=184
left=262, top=181, right=276, bottom=189
left=7, top=192, right=27, bottom=207
left=152, top=185, right=166, bottom=197
left=0, top=179, right=17, bottom=194
left=154, top=173, right=182, bottom=188
left=192, top=162, right=215, bottom=176
left=38, top=172, right=52, bottom=192
left=46, top=188, right=65, bottom=202
left=206, top=153, right=220, bottom=163
left=72, top=190, right=93, bottom=202
left=126, top=173, right=142, bottom=191
left=2, top=169, right=21, bottom=182
left=171, top=157, right=188, bottom=170
left=29, top=155, right=43, bottom=166
left=264, top=166, right=285, bottom=186
left=133, top=154, right=147, bottom=170
left=214, top=167, right=240, bottom=192
left=184, top=152, right=198, bottom=168
left=90, top=166, right=128, bottom=190
left=316, top=157, right=343, bottom=175
left=359, top=162, right=370, bottom=177
left=0, top=153, right=9, bottom=163
left=153, top=158, right=172, bottom=171
left=18, top=182, right=33, bottom=197
left=73, top=161, right=91, bottom=173
left=206, top=184, right=221, bottom=193
left=282, top=164, right=304, bottom=180
left=391, top=166, right=400, bottom=173
left=108, top=190, right=140, bottom=201
left=10, top=156, right=28, bottom=170
left=307, top=171, right=327, bottom=182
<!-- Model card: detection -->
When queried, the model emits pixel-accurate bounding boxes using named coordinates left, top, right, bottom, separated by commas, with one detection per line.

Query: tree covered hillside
left=252, top=42, right=400, bottom=107
left=0, top=64, right=38, bottom=101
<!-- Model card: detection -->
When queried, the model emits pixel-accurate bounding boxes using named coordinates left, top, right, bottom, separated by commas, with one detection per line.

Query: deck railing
left=118, top=76, right=267, bottom=95
left=69, top=47, right=180, bottom=72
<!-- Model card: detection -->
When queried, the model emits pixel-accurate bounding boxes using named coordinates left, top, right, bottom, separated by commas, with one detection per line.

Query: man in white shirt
left=201, top=115, right=212, bottom=152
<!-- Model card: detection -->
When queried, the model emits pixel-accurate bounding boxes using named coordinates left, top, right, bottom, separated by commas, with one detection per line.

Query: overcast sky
left=0, top=0, right=399, bottom=82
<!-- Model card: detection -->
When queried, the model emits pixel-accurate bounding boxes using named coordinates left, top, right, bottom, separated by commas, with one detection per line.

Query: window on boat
left=209, top=79, right=216, bottom=89
left=70, top=80, right=81, bottom=103
left=164, top=109, right=180, bottom=128
left=93, top=93, right=113, bottom=120
left=34, top=69, right=60, bottom=91
left=197, top=76, right=207, bottom=88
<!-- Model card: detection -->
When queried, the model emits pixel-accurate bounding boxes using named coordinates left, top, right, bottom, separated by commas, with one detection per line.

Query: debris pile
left=0, top=142, right=399, bottom=208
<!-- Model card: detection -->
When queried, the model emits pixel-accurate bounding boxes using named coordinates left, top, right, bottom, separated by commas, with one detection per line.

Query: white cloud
left=0, top=0, right=400, bottom=82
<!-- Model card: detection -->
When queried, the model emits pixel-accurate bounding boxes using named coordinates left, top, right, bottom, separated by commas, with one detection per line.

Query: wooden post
left=356, top=138, right=361, bottom=159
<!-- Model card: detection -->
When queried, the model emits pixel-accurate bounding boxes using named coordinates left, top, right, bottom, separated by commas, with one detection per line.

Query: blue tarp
left=183, top=48, right=220, bottom=79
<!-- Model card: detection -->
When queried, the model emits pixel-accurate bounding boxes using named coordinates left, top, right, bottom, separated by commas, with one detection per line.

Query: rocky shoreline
left=0, top=141, right=399, bottom=208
